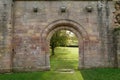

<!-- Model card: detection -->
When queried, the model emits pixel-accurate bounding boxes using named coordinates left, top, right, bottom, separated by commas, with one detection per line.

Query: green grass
left=0, top=71, right=83, bottom=80
left=0, top=68, right=120, bottom=80
left=51, top=47, right=78, bottom=59
left=0, top=47, right=120, bottom=80
left=50, top=47, right=79, bottom=70
left=81, top=68, right=120, bottom=80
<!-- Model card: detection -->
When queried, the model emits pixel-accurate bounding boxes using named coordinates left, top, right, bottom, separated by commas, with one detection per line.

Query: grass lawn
left=0, top=47, right=120, bottom=80
left=50, top=47, right=79, bottom=70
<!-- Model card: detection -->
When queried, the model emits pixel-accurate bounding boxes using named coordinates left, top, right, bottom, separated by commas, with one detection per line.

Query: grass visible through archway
left=50, top=47, right=79, bottom=71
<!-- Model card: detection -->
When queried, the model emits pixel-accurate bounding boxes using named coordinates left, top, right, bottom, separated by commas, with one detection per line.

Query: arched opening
left=42, top=19, right=89, bottom=70
left=50, top=29, right=79, bottom=70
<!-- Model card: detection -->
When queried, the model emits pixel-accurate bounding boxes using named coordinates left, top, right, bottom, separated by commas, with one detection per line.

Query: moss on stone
left=113, top=27, right=120, bottom=32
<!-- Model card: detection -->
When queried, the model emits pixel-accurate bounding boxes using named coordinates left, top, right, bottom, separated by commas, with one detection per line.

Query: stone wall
left=0, top=0, right=13, bottom=73
left=0, top=0, right=117, bottom=73
left=13, top=1, right=114, bottom=71
left=117, top=31, right=120, bottom=67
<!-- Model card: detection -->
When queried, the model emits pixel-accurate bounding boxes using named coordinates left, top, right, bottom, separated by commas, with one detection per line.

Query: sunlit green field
left=50, top=47, right=79, bottom=70
left=0, top=47, right=120, bottom=80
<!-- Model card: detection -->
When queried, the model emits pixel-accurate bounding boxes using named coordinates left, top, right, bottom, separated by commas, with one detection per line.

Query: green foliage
left=113, top=27, right=120, bottom=33
left=67, top=32, right=78, bottom=46
left=50, top=30, right=69, bottom=55
left=50, top=30, right=78, bottom=55
left=113, top=27, right=120, bottom=39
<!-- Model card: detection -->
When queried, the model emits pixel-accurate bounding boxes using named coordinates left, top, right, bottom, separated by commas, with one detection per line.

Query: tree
left=50, top=30, right=69, bottom=55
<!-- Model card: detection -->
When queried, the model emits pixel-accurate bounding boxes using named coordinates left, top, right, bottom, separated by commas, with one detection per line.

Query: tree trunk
left=52, top=47, right=55, bottom=55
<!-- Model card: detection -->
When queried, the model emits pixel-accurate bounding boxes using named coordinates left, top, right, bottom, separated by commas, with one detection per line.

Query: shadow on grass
left=80, top=68, right=120, bottom=80
left=0, top=70, right=83, bottom=80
